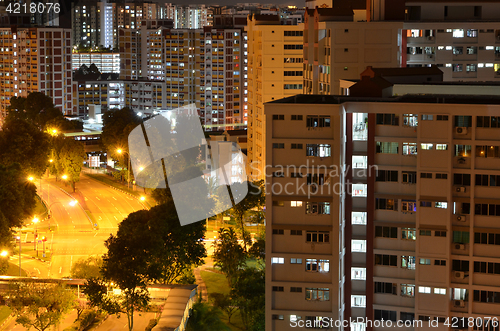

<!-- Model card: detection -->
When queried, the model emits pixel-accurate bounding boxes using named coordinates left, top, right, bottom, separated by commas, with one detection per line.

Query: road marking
left=59, top=267, right=62, bottom=274
left=34, top=267, right=41, bottom=275
left=98, top=216, right=102, bottom=220
left=84, top=197, right=88, bottom=201
left=114, top=216, right=118, bottom=220
left=115, top=207, right=119, bottom=211
left=94, top=232, right=98, bottom=237
left=113, top=197, right=117, bottom=200
left=96, top=197, right=100, bottom=200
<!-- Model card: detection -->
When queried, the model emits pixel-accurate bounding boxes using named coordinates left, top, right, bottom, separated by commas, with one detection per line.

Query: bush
left=62, top=310, right=97, bottom=331
left=175, top=268, right=196, bottom=285
left=145, top=318, right=158, bottom=331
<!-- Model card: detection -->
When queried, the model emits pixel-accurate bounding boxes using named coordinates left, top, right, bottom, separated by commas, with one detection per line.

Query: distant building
left=0, top=27, right=74, bottom=125
left=72, top=52, right=120, bottom=73
left=119, top=22, right=248, bottom=131
left=246, top=14, right=305, bottom=180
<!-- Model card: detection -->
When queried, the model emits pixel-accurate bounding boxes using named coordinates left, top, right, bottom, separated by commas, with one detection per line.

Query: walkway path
left=193, top=265, right=208, bottom=302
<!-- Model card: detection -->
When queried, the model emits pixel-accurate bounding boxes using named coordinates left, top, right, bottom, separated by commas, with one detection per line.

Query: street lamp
left=33, top=217, right=39, bottom=256
left=16, top=236, right=21, bottom=276
left=117, top=148, right=131, bottom=189
left=28, top=176, right=34, bottom=182
left=0, top=250, right=7, bottom=258
left=62, top=174, right=68, bottom=180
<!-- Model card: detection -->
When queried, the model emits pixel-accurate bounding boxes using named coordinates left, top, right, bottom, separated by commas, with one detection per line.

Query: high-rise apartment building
left=119, top=22, right=247, bottom=130
left=72, top=1, right=167, bottom=49
left=265, top=82, right=500, bottom=330
left=72, top=0, right=102, bottom=48
left=303, top=7, right=402, bottom=95
left=306, top=0, right=500, bottom=95
left=0, top=27, right=74, bottom=124
left=246, top=15, right=305, bottom=180
left=164, top=4, right=209, bottom=29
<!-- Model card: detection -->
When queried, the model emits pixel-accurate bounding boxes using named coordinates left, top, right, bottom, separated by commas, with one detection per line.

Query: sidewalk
left=193, top=266, right=209, bottom=302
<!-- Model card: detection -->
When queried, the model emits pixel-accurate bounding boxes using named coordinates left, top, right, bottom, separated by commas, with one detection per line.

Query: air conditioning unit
left=453, top=299, right=466, bottom=308
left=454, top=271, right=465, bottom=279
left=427, top=54, right=434, bottom=59
left=454, top=243, right=466, bottom=250
left=456, top=215, right=466, bottom=222
left=456, top=186, right=466, bottom=193
left=456, top=127, right=468, bottom=135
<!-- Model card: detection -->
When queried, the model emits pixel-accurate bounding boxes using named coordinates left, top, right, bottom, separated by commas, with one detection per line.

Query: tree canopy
left=7, top=282, right=75, bottom=331
left=86, top=200, right=206, bottom=330
left=71, top=256, right=103, bottom=279
left=0, top=118, right=51, bottom=177
left=58, top=137, right=86, bottom=192
left=212, top=227, right=246, bottom=285
left=101, top=107, right=142, bottom=156
left=6, top=92, right=81, bottom=131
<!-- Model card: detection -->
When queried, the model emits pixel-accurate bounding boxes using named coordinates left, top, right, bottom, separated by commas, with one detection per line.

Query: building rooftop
left=363, top=65, right=444, bottom=77
left=268, top=94, right=500, bottom=105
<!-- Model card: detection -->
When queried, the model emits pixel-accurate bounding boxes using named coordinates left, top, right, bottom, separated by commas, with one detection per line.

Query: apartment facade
left=266, top=93, right=500, bottom=331
left=0, top=27, right=74, bottom=124
left=72, top=52, right=120, bottom=73
left=246, top=15, right=305, bottom=180
left=73, top=78, right=124, bottom=116
left=163, top=4, right=209, bottom=29
left=303, top=8, right=402, bottom=96
left=119, top=23, right=247, bottom=130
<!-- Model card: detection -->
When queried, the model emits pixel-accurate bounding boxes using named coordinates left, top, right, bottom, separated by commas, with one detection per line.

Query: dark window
left=376, top=113, right=399, bottom=126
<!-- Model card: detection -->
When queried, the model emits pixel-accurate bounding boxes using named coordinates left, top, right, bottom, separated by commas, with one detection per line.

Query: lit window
left=434, top=288, right=446, bottom=295
left=352, top=240, right=366, bottom=252
left=419, top=286, right=431, bottom=293
left=435, top=202, right=448, bottom=209
left=291, top=201, right=302, bottom=207
left=453, top=29, right=464, bottom=38
left=351, top=295, right=366, bottom=307
left=421, top=143, right=433, bottom=150
left=351, top=268, right=366, bottom=280
left=272, top=257, right=284, bottom=264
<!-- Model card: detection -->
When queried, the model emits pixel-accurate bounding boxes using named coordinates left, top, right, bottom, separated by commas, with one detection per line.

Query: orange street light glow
left=28, top=176, right=34, bottom=181
left=140, top=196, right=146, bottom=201
left=62, top=175, right=68, bottom=180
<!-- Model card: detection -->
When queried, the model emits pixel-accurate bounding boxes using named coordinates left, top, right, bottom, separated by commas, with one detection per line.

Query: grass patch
left=20, top=245, right=51, bottom=262
left=0, top=306, right=12, bottom=324
left=220, top=311, right=245, bottom=331
left=200, top=270, right=230, bottom=296
left=34, top=195, right=49, bottom=219
left=200, top=271, right=246, bottom=331
left=5, top=262, right=28, bottom=277
left=245, top=258, right=264, bottom=270
left=85, top=210, right=97, bottom=228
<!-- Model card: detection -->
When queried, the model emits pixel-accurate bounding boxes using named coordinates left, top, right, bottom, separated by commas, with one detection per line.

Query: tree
left=0, top=118, right=51, bottom=177
left=58, top=138, right=86, bottom=192
left=70, top=256, right=103, bottom=279
left=7, top=282, right=75, bottom=331
left=186, top=300, right=229, bottom=331
left=212, top=227, right=246, bottom=285
left=101, top=107, right=142, bottom=156
left=0, top=163, right=37, bottom=255
left=92, top=201, right=206, bottom=330
left=83, top=278, right=121, bottom=315
left=6, top=92, right=62, bottom=129
left=209, top=292, right=238, bottom=324
left=224, top=181, right=265, bottom=252
left=230, top=268, right=265, bottom=330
